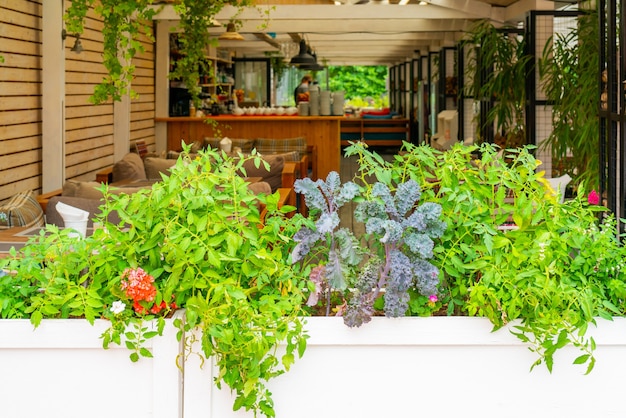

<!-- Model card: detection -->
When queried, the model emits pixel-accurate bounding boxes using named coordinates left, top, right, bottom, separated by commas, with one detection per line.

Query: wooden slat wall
left=0, top=1, right=157, bottom=201
left=0, top=0, right=43, bottom=202
left=64, top=0, right=114, bottom=182
left=130, top=23, right=156, bottom=154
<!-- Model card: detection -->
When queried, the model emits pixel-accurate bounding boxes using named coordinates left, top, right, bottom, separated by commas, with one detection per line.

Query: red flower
left=150, top=301, right=168, bottom=314
left=120, top=267, right=156, bottom=303
left=588, top=190, right=600, bottom=205
left=133, top=300, right=147, bottom=315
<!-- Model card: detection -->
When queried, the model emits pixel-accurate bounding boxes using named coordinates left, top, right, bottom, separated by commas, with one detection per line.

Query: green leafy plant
left=0, top=147, right=307, bottom=417
left=538, top=9, right=599, bottom=189
left=345, top=141, right=626, bottom=373
left=461, top=20, right=532, bottom=147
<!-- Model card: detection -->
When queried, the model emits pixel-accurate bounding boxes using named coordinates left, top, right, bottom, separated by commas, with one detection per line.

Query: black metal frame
left=525, top=10, right=581, bottom=148
left=233, top=58, right=271, bottom=107
left=598, top=0, right=625, bottom=220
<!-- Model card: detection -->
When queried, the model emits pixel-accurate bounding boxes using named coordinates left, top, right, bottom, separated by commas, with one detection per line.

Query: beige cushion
left=247, top=181, right=272, bottom=196
left=240, top=154, right=285, bottom=193
left=63, top=180, right=149, bottom=200
left=0, top=191, right=45, bottom=230
left=62, top=179, right=84, bottom=197
left=144, top=157, right=176, bottom=179
left=75, top=182, right=106, bottom=200
left=263, top=150, right=299, bottom=162
left=246, top=181, right=272, bottom=212
left=63, top=180, right=102, bottom=198
left=204, top=137, right=255, bottom=153
left=254, top=137, right=307, bottom=160
left=112, top=153, right=147, bottom=182
left=190, top=140, right=203, bottom=153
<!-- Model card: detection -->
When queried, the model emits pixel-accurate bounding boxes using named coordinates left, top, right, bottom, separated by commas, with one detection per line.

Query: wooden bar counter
left=155, top=116, right=343, bottom=180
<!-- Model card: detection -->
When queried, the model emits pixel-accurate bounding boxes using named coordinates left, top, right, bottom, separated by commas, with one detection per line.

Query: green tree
left=328, top=66, right=388, bottom=105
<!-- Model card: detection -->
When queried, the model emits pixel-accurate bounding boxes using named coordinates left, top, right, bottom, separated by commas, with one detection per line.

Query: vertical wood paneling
left=64, top=0, right=114, bottom=182
left=130, top=23, right=156, bottom=154
left=0, top=0, right=42, bottom=201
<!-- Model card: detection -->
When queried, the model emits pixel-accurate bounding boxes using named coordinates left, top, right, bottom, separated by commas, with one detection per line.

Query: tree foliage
left=328, top=66, right=388, bottom=102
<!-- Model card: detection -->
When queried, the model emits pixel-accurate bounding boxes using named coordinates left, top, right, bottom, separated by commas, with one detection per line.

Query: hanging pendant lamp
left=219, top=23, right=244, bottom=41
left=290, top=39, right=316, bottom=66
left=299, top=52, right=325, bottom=71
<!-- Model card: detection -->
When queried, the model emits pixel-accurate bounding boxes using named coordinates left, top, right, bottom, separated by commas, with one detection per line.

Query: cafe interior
left=0, top=0, right=624, bottom=234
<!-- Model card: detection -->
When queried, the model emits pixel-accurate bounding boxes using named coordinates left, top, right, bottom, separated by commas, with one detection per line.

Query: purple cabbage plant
left=291, top=171, right=447, bottom=327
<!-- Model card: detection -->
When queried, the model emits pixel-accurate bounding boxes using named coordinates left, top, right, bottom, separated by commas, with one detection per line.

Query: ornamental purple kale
left=348, top=180, right=446, bottom=324
left=291, top=172, right=362, bottom=314
left=291, top=172, right=446, bottom=326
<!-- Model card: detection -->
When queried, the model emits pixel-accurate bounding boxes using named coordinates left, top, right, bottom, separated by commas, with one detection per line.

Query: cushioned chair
left=0, top=190, right=45, bottom=230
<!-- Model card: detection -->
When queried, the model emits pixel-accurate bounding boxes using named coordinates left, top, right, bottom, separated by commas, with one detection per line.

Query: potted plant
left=3, top=143, right=626, bottom=418
left=0, top=147, right=307, bottom=418
left=206, top=142, right=626, bottom=417
left=538, top=8, right=599, bottom=190
left=292, top=142, right=626, bottom=374
left=461, top=19, right=532, bottom=148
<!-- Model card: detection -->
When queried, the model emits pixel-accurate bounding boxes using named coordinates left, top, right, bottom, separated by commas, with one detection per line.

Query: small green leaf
left=282, top=353, right=294, bottom=370
left=573, top=354, right=589, bottom=365
left=30, top=310, right=42, bottom=327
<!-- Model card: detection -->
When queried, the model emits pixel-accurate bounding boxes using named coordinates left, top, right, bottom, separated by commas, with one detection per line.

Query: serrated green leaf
left=143, top=331, right=159, bottom=339
left=281, top=353, right=294, bottom=371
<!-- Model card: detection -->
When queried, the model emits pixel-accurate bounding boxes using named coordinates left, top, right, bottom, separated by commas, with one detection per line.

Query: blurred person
left=294, top=74, right=312, bottom=105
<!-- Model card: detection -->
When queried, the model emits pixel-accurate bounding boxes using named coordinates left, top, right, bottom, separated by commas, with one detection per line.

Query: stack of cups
left=298, top=101, right=309, bottom=116
left=320, top=90, right=331, bottom=116
left=332, top=91, right=345, bottom=116
left=309, top=89, right=320, bottom=116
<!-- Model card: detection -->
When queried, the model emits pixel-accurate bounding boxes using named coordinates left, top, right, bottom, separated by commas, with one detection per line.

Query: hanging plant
left=64, top=0, right=260, bottom=105
left=265, top=50, right=289, bottom=83
left=64, top=0, right=159, bottom=104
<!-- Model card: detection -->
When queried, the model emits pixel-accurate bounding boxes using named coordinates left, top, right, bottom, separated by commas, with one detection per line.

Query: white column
left=41, top=0, right=65, bottom=192
left=154, top=20, right=177, bottom=153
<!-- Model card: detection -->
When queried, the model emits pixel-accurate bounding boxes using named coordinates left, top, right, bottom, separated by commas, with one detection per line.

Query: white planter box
left=0, top=315, right=183, bottom=418
left=190, top=317, right=626, bottom=418
left=2, top=316, right=626, bottom=418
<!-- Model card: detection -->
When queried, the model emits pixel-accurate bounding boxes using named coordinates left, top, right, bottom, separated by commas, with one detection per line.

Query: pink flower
left=428, top=294, right=438, bottom=303
left=588, top=190, right=600, bottom=205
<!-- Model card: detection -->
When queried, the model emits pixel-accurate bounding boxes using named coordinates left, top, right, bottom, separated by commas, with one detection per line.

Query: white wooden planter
left=188, top=317, right=626, bottom=418
left=0, top=315, right=183, bottom=418
left=2, top=316, right=626, bottom=418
